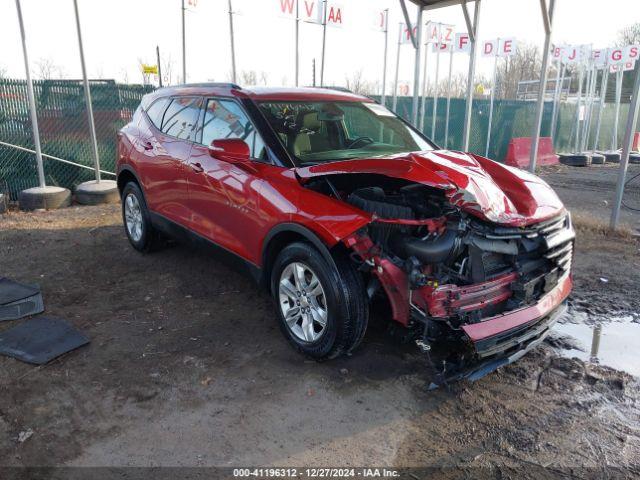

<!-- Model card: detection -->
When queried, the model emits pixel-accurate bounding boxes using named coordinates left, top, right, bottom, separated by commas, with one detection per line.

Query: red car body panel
left=296, top=150, right=565, bottom=227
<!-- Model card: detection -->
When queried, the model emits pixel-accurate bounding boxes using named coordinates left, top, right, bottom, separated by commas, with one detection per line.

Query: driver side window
left=199, top=99, right=267, bottom=160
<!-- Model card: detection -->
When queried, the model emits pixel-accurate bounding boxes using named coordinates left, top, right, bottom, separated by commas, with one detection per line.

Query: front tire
left=271, top=242, right=368, bottom=360
left=121, top=182, right=158, bottom=252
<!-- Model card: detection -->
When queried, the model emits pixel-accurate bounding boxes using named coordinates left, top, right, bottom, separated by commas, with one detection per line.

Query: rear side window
left=161, top=97, right=201, bottom=141
left=145, top=97, right=170, bottom=129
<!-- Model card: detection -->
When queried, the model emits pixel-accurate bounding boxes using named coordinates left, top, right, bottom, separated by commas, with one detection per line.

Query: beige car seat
left=293, top=112, right=333, bottom=156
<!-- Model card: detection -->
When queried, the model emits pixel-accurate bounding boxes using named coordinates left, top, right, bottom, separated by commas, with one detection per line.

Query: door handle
left=190, top=162, right=204, bottom=173
left=142, top=141, right=153, bottom=151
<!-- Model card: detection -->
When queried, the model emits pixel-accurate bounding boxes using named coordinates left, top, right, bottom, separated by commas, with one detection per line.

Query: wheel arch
left=117, top=166, right=142, bottom=196
left=260, top=223, right=343, bottom=290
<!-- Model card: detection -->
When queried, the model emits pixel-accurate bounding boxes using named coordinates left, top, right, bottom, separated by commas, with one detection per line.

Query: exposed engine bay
left=306, top=173, right=575, bottom=382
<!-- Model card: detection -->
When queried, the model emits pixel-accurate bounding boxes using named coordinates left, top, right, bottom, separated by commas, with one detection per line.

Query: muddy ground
left=0, top=164, right=639, bottom=478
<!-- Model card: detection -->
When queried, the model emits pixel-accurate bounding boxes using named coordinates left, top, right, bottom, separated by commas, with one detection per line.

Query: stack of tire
left=559, top=153, right=592, bottom=167
left=597, top=151, right=640, bottom=164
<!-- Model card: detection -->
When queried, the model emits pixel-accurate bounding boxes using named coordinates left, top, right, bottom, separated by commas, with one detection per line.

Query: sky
left=2, top=0, right=639, bottom=94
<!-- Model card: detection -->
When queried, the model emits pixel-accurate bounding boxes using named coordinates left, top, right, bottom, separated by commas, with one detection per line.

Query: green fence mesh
left=381, top=96, right=629, bottom=161
left=0, top=78, right=630, bottom=200
left=0, top=79, right=154, bottom=199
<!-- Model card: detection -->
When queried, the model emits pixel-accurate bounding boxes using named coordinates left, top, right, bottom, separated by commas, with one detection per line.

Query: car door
left=186, top=97, right=270, bottom=263
left=136, top=95, right=201, bottom=226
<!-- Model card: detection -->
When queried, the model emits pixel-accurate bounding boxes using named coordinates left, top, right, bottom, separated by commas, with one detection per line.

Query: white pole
left=461, top=0, right=481, bottom=152
left=574, top=65, right=584, bottom=152
left=320, top=0, right=327, bottom=87
left=15, top=0, right=45, bottom=188
left=584, top=63, right=598, bottom=150
left=550, top=59, right=562, bottom=140
left=550, top=62, right=565, bottom=141
left=593, top=67, right=609, bottom=151
left=380, top=9, right=389, bottom=106
left=295, top=0, right=299, bottom=87
left=485, top=46, right=498, bottom=157
left=610, top=62, right=640, bottom=229
left=612, top=69, right=623, bottom=151
left=528, top=0, right=555, bottom=172
left=72, top=0, right=101, bottom=182
left=444, top=48, right=454, bottom=148
left=181, top=0, right=186, bottom=83
left=581, top=63, right=595, bottom=152
left=228, top=0, right=237, bottom=83
left=431, top=27, right=441, bottom=140
left=392, top=23, right=402, bottom=112
left=411, top=7, right=423, bottom=126
left=419, top=45, right=429, bottom=131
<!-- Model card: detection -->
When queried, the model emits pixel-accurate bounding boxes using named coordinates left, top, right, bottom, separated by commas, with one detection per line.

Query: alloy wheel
left=278, top=261, right=328, bottom=342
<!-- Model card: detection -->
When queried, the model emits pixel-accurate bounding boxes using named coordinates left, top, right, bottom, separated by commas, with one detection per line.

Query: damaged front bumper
left=429, top=274, right=572, bottom=387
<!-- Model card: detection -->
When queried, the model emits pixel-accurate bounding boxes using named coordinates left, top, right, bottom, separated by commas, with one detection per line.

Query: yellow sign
left=475, top=83, right=485, bottom=95
left=142, top=64, right=158, bottom=75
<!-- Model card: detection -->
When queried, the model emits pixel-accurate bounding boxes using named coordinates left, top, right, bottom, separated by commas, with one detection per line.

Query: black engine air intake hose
left=347, top=187, right=414, bottom=220
left=390, top=229, right=459, bottom=264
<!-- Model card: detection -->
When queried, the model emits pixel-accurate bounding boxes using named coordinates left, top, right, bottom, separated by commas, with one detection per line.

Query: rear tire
left=271, top=242, right=368, bottom=360
left=121, top=182, right=159, bottom=252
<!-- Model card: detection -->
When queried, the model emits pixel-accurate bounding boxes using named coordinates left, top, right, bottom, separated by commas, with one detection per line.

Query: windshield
left=257, top=101, right=434, bottom=165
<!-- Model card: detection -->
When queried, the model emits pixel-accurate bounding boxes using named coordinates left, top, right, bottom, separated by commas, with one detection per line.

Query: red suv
left=117, top=83, right=574, bottom=380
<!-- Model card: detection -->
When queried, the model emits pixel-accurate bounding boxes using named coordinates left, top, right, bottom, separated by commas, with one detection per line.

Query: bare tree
left=161, top=54, right=175, bottom=86
left=232, top=70, right=269, bottom=86
left=345, top=69, right=378, bottom=95
left=617, top=23, right=640, bottom=46
left=119, top=68, right=129, bottom=84
left=0, top=65, right=7, bottom=79
left=490, top=43, right=542, bottom=100
left=34, top=57, right=64, bottom=80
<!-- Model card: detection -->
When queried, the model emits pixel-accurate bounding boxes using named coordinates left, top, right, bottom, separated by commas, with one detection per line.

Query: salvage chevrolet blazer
left=117, top=83, right=574, bottom=380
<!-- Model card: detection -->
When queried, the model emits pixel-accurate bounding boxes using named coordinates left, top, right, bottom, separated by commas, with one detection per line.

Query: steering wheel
left=346, top=136, right=375, bottom=149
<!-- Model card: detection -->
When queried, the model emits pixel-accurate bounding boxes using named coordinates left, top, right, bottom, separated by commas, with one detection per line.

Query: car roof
left=143, top=84, right=374, bottom=104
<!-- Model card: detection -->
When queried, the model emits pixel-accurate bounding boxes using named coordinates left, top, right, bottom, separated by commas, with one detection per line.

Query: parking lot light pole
left=320, top=0, right=328, bottom=86
left=529, top=0, right=555, bottom=173
left=182, top=0, right=186, bottom=83
left=228, top=0, right=237, bottom=83
left=73, top=0, right=101, bottom=183
left=380, top=9, right=389, bottom=107
left=392, top=23, right=402, bottom=112
left=411, top=8, right=423, bottom=126
left=15, top=0, right=44, bottom=189
left=610, top=62, right=640, bottom=230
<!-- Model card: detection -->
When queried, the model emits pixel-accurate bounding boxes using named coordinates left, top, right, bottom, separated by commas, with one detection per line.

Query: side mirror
left=208, top=138, right=251, bottom=163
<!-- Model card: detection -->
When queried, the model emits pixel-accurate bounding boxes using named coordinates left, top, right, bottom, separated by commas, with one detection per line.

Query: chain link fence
left=0, top=78, right=631, bottom=201
left=0, top=79, right=154, bottom=199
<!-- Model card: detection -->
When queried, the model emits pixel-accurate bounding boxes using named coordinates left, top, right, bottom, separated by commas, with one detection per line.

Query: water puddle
left=553, top=309, right=640, bottom=377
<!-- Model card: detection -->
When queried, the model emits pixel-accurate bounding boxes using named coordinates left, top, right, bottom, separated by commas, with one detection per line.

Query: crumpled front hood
left=295, top=150, right=565, bottom=226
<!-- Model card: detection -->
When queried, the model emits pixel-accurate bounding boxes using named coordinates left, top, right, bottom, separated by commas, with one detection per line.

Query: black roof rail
left=175, top=82, right=242, bottom=90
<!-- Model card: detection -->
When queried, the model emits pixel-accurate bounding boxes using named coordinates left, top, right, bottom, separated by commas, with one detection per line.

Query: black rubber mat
left=0, top=277, right=39, bottom=304
left=0, top=278, right=44, bottom=321
left=0, top=317, right=89, bottom=365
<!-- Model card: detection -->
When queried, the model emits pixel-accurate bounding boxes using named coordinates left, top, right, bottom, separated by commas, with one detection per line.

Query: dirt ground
left=1, top=164, right=640, bottom=478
